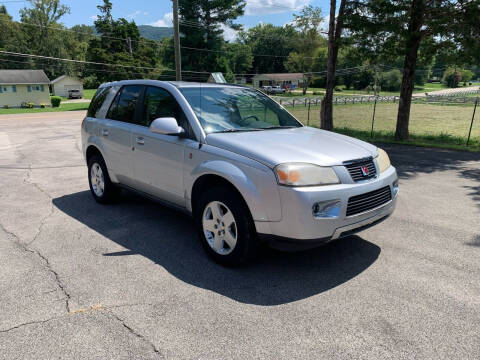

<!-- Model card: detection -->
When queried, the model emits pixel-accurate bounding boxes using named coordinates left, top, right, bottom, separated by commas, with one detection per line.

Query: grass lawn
left=287, top=102, right=480, bottom=151
left=60, top=89, right=96, bottom=101
left=0, top=103, right=89, bottom=114
left=83, top=89, right=96, bottom=99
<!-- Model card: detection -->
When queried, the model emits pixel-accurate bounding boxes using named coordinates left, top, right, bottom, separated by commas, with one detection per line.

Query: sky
left=6, top=0, right=330, bottom=40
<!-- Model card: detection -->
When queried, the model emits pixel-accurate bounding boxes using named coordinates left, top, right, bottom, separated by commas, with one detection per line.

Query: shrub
left=442, top=67, right=462, bottom=88
left=310, top=77, right=326, bottom=88
left=40, top=104, right=46, bottom=108
left=23, top=102, right=35, bottom=109
left=379, top=69, right=402, bottom=92
left=51, top=96, right=62, bottom=108
left=3, top=105, right=9, bottom=109
left=82, top=75, right=100, bottom=89
left=334, top=87, right=342, bottom=92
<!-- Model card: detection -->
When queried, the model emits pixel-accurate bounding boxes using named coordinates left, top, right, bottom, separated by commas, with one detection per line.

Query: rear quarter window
left=87, top=86, right=111, bottom=118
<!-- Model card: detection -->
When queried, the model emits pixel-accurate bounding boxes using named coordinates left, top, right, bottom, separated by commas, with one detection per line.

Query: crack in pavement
left=107, top=312, right=164, bottom=359
left=21, top=165, right=56, bottom=247
left=0, top=316, right=63, bottom=334
left=0, top=222, right=72, bottom=313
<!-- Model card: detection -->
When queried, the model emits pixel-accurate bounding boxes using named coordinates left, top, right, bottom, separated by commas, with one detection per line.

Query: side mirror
left=149, top=117, right=185, bottom=136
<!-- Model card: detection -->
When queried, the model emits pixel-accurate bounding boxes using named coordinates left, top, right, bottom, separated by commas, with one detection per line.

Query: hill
left=138, top=25, right=173, bottom=41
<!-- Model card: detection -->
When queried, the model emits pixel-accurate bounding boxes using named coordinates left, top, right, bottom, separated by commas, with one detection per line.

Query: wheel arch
left=188, top=160, right=271, bottom=224
left=86, top=144, right=103, bottom=164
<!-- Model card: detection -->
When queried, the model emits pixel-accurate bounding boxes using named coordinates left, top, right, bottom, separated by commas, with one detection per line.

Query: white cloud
left=221, top=24, right=240, bottom=42
left=245, top=0, right=311, bottom=15
left=127, top=10, right=142, bottom=20
left=127, top=10, right=149, bottom=20
left=149, top=12, right=173, bottom=27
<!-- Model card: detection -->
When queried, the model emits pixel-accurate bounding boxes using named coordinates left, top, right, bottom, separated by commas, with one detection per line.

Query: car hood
left=206, top=127, right=378, bottom=168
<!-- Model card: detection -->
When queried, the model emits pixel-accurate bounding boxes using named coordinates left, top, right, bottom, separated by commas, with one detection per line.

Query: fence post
left=279, top=99, right=282, bottom=106
left=307, top=99, right=311, bottom=126
left=293, top=99, right=295, bottom=108
left=467, top=97, right=478, bottom=146
left=371, top=95, right=378, bottom=138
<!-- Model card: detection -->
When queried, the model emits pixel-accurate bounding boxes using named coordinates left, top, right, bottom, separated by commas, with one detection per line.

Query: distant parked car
left=261, top=85, right=272, bottom=93
left=269, top=86, right=286, bottom=94
left=68, top=89, right=82, bottom=99
left=82, top=81, right=398, bottom=266
left=261, top=85, right=285, bottom=95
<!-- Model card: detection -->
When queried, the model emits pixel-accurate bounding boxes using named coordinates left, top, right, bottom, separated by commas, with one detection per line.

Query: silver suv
left=82, top=80, right=398, bottom=265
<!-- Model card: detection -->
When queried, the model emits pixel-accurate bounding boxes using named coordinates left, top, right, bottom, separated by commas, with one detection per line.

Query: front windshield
left=179, top=86, right=302, bottom=134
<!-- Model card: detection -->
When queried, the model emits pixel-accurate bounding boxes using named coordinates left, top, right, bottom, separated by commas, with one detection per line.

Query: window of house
left=27, top=85, right=45, bottom=92
left=0, top=85, right=17, bottom=93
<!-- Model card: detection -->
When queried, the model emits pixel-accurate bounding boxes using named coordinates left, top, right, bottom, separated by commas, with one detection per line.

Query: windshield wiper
left=262, top=126, right=298, bottom=130
left=214, top=128, right=262, bottom=133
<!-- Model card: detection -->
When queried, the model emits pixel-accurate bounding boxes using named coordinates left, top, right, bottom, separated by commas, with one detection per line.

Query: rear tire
left=87, top=154, right=118, bottom=204
left=195, top=186, right=258, bottom=266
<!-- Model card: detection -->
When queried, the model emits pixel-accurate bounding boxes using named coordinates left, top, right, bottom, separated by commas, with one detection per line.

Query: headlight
left=275, top=163, right=340, bottom=187
left=376, top=148, right=391, bottom=173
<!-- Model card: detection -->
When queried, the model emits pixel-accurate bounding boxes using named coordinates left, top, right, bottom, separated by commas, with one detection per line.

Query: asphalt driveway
left=0, top=111, right=479, bottom=359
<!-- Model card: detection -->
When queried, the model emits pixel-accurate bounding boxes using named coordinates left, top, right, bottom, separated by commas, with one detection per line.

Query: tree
left=239, top=24, right=297, bottom=74
left=345, top=0, right=480, bottom=140
left=290, top=6, right=324, bottom=94
left=20, top=0, right=70, bottom=53
left=85, top=0, right=159, bottom=83
left=321, top=0, right=347, bottom=131
left=177, top=0, right=245, bottom=73
left=219, top=42, right=253, bottom=75
left=461, top=69, right=474, bottom=85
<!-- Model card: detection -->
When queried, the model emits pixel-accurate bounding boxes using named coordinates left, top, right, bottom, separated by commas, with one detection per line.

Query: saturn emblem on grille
left=361, top=165, right=370, bottom=176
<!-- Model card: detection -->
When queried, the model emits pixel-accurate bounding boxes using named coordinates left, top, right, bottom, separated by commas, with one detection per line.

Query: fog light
left=313, top=200, right=341, bottom=218
left=393, top=180, right=399, bottom=197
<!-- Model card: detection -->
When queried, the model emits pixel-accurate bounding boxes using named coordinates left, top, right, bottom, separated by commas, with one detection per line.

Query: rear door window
left=107, top=85, right=143, bottom=123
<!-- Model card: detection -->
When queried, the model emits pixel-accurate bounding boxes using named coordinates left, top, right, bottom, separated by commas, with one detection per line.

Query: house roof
left=51, top=75, right=82, bottom=84
left=0, top=70, right=50, bottom=84
left=253, top=73, right=305, bottom=81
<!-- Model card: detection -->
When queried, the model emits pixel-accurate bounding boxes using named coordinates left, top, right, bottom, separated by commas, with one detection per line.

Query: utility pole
left=172, top=0, right=182, bottom=81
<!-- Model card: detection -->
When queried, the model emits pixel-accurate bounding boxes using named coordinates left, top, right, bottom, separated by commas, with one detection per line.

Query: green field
left=288, top=102, right=480, bottom=151
left=0, top=102, right=89, bottom=114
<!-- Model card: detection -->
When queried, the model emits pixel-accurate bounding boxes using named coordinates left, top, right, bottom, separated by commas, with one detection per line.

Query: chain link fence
left=276, top=95, right=480, bottom=147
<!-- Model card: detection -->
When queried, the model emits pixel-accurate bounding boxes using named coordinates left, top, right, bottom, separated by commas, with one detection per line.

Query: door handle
left=136, top=137, right=145, bottom=145
left=102, top=129, right=109, bottom=137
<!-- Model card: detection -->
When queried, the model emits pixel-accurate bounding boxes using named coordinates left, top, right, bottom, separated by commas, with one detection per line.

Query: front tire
left=196, top=186, right=258, bottom=266
left=87, top=154, right=118, bottom=204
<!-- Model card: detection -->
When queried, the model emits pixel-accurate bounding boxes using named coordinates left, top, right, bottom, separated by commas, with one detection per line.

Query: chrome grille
left=345, top=159, right=377, bottom=182
left=346, top=186, right=392, bottom=217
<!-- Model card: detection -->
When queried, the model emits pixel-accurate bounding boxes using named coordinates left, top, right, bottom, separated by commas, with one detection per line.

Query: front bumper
left=256, top=166, right=398, bottom=248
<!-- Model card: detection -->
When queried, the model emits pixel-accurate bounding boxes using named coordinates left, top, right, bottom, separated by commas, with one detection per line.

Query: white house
left=252, top=73, right=305, bottom=89
left=51, top=75, right=83, bottom=98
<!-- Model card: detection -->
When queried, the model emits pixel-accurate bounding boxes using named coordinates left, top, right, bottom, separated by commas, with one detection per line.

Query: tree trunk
left=321, top=0, right=346, bottom=131
left=395, top=0, right=425, bottom=141
left=302, top=74, right=311, bottom=95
